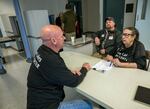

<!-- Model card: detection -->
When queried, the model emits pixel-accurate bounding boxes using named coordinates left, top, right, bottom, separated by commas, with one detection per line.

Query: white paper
left=92, top=60, right=113, bottom=72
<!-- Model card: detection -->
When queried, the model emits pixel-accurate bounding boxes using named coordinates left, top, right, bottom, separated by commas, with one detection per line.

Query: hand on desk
left=82, top=63, right=92, bottom=71
left=106, top=55, right=121, bottom=67
left=105, top=55, right=121, bottom=67
left=71, top=63, right=91, bottom=76
left=112, top=58, right=121, bottom=67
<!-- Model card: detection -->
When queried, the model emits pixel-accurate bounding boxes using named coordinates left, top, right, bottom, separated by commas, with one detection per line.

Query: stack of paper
left=92, top=60, right=113, bottom=72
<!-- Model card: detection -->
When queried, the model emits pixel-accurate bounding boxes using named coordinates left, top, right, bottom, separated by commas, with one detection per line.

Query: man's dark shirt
left=27, top=45, right=87, bottom=109
left=96, top=29, right=121, bottom=54
left=109, top=41, right=146, bottom=70
left=62, top=10, right=76, bottom=33
left=55, top=16, right=62, bottom=28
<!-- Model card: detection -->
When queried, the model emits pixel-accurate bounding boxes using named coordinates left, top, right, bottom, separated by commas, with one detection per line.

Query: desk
left=60, top=51, right=150, bottom=109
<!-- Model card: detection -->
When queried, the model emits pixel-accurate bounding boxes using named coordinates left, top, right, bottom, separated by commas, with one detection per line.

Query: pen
left=93, top=68, right=105, bottom=73
left=109, top=62, right=112, bottom=67
left=92, top=68, right=96, bottom=70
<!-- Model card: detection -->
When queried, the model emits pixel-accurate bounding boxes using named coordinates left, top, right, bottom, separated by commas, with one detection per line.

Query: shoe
left=0, top=67, right=7, bottom=74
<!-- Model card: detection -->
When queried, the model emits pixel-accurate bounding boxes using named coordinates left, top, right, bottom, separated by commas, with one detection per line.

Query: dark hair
left=123, top=27, right=139, bottom=41
left=105, top=17, right=115, bottom=23
left=65, top=3, right=72, bottom=10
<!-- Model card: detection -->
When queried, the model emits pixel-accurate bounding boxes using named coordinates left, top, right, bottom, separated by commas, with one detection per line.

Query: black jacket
left=27, top=45, right=87, bottom=109
left=96, top=29, right=121, bottom=54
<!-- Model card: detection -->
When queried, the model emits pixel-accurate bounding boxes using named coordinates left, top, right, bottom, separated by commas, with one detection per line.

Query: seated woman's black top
left=109, top=41, right=146, bottom=70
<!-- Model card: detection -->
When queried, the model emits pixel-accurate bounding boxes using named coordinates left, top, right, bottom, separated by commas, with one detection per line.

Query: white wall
left=19, top=0, right=67, bottom=19
left=123, top=0, right=137, bottom=27
left=0, top=0, right=15, bottom=15
left=135, top=0, right=150, bottom=50
left=0, top=0, right=16, bottom=47
left=0, top=14, right=13, bottom=34
left=0, top=0, right=15, bottom=35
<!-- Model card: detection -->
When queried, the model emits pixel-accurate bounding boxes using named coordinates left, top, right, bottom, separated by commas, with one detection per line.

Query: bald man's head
left=40, top=25, right=63, bottom=41
left=40, top=25, right=64, bottom=53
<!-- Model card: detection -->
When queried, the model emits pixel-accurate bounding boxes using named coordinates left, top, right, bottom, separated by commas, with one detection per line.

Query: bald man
left=27, top=25, right=92, bottom=109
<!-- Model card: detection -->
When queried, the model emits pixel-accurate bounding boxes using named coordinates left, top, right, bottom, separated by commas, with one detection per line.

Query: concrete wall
left=135, top=0, right=150, bottom=50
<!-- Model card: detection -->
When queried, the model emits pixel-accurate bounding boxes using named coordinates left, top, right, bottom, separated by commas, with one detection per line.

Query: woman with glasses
left=106, top=27, right=146, bottom=70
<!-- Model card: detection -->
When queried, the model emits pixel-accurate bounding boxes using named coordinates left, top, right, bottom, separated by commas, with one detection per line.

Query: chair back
left=145, top=50, right=150, bottom=71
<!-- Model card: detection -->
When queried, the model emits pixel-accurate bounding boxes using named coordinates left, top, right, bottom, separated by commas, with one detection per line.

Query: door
left=103, top=0, right=125, bottom=31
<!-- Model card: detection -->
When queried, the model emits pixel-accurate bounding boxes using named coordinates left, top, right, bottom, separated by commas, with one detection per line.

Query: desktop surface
left=60, top=51, right=150, bottom=109
left=64, top=37, right=93, bottom=48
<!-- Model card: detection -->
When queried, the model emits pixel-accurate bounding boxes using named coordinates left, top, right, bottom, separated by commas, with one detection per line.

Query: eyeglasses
left=122, top=33, right=133, bottom=38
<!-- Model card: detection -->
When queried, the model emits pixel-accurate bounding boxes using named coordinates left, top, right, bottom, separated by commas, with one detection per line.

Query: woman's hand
left=112, top=58, right=121, bottom=67
left=95, top=37, right=100, bottom=46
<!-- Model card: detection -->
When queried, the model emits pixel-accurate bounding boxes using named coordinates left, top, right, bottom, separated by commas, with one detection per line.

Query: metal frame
left=145, top=50, right=150, bottom=71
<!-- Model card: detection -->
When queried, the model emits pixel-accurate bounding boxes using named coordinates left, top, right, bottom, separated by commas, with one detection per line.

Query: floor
left=0, top=48, right=30, bottom=109
left=0, top=48, right=100, bottom=109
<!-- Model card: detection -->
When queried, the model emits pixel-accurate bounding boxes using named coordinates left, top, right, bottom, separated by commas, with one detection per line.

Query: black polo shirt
left=109, top=41, right=146, bottom=70
left=96, top=29, right=121, bottom=54
left=27, top=45, right=87, bottom=109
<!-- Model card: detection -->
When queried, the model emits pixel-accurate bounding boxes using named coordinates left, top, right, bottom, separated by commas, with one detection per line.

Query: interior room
left=0, top=0, right=150, bottom=109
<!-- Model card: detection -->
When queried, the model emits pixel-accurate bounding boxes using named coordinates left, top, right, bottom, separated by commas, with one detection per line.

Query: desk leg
left=99, top=105, right=106, bottom=109
left=0, top=58, right=6, bottom=74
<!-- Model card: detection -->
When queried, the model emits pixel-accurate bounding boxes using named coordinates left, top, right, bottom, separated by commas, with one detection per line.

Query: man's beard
left=106, top=26, right=114, bottom=31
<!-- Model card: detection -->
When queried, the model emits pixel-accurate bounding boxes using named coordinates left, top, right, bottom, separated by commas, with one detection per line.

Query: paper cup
left=82, top=34, right=86, bottom=43
left=71, top=36, right=75, bottom=45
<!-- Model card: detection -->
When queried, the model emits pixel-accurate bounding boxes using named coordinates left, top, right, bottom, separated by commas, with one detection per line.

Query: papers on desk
left=92, top=60, right=113, bottom=72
